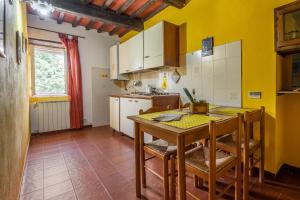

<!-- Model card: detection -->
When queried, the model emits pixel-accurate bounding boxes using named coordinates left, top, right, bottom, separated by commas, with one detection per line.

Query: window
left=32, top=47, right=67, bottom=96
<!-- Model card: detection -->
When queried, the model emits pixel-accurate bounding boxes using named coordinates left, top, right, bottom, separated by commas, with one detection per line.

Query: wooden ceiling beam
left=57, top=12, right=65, bottom=24
left=143, top=3, right=168, bottom=22
left=102, top=0, right=114, bottom=9
left=117, top=0, right=134, bottom=14
left=131, top=0, right=156, bottom=18
left=119, top=29, right=129, bottom=38
left=163, top=0, right=186, bottom=9
left=97, top=24, right=106, bottom=33
left=86, top=20, right=95, bottom=30
left=109, top=27, right=120, bottom=36
left=72, top=16, right=81, bottom=27
left=49, top=0, right=143, bottom=31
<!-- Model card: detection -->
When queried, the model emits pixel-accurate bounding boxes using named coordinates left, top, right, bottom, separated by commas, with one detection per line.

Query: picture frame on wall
left=0, top=0, right=6, bottom=58
left=202, top=37, right=214, bottom=57
left=16, top=31, right=21, bottom=64
left=22, top=32, right=25, bottom=52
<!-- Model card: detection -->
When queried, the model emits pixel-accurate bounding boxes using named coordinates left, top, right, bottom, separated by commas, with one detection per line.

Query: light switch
left=249, top=91, right=262, bottom=99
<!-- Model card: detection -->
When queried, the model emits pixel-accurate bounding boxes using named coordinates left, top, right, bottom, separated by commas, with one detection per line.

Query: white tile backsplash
left=122, top=41, right=242, bottom=107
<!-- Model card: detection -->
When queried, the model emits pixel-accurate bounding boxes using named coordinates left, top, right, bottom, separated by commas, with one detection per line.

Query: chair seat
left=217, top=134, right=260, bottom=150
left=185, top=145, right=235, bottom=173
left=145, top=139, right=177, bottom=156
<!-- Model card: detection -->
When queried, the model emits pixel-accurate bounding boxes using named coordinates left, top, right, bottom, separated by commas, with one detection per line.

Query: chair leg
left=243, top=156, right=249, bottom=200
left=235, top=162, right=241, bottom=200
left=194, top=175, right=199, bottom=188
left=140, top=133, right=146, bottom=188
left=259, top=147, right=264, bottom=183
left=170, top=155, right=176, bottom=200
left=163, top=156, right=170, bottom=200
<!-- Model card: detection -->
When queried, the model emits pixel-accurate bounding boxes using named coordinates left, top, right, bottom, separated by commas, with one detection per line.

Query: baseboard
left=17, top=135, right=30, bottom=200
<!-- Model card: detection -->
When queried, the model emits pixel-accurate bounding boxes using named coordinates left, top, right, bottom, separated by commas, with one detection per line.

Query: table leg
left=177, top=135, right=186, bottom=200
left=134, top=122, right=141, bottom=198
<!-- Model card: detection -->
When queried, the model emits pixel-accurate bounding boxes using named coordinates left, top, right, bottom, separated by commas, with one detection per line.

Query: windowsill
left=30, top=95, right=70, bottom=103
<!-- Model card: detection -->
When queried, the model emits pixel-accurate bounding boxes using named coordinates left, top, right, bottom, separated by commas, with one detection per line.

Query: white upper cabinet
left=144, top=21, right=179, bottom=69
left=119, top=32, right=144, bottom=73
left=110, top=45, right=128, bottom=80
left=110, top=45, right=118, bottom=79
left=119, top=41, right=130, bottom=74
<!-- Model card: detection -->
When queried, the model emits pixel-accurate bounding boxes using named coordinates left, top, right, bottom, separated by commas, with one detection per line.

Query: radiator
left=30, top=101, right=70, bottom=133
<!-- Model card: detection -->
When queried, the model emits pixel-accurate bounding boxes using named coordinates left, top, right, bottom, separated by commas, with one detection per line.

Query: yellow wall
left=0, top=1, right=30, bottom=199
left=121, top=0, right=296, bottom=173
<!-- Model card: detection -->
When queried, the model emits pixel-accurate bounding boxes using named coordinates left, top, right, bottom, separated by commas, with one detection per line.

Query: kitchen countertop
left=110, top=93, right=180, bottom=100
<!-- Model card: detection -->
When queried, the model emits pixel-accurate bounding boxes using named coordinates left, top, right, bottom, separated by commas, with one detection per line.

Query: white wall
left=28, top=14, right=119, bottom=125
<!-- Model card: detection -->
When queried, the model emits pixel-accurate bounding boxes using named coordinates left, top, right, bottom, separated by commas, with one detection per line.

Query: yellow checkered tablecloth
left=138, top=111, right=220, bottom=129
left=209, top=107, right=254, bottom=116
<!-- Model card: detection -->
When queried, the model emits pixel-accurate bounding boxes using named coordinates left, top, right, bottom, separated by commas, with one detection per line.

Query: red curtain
left=59, top=33, right=83, bottom=129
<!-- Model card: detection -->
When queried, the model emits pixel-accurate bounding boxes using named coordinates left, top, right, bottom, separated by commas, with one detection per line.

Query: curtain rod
left=29, top=43, right=65, bottom=50
left=29, top=37, right=62, bottom=44
left=28, top=26, right=86, bottom=39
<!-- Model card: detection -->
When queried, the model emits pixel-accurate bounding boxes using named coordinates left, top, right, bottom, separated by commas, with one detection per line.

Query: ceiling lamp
left=30, top=0, right=54, bottom=17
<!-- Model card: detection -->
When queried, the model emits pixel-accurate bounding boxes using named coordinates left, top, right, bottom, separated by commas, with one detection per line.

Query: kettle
left=145, top=84, right=153, bottom=94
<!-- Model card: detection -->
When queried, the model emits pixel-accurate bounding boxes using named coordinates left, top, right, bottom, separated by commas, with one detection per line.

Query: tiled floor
left=20, top=126, right=300, bottom=200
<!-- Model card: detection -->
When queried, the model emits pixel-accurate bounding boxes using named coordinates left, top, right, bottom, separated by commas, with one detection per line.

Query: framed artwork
left=25, top=38, right=28, bottom=53
left=22, top=32, right=25, bottom=52
left=202, top=37, right=214, bottom=57
left=16, top=31, right=21, bottom=64
left=0, top=0, right=5, bottom=58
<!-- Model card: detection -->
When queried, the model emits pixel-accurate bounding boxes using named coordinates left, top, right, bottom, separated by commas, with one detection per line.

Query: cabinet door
left=119, top=41, right=130, bottom=74
left=131, top=99, right=153, bottom=143
left=120, top=98, right=135, bottom=137
left=109, top=97, right=120, bottom=131
left=144, top=22, right=164, bottom=69
left=110, top=45, right=118, bottom=79
left=129, top=32, right=144, bottom=72
left=120, top=98, right=152, bottom=140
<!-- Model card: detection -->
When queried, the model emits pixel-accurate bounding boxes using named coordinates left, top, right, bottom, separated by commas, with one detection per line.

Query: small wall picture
left=202, top=37, right=214, bottom=57
left=16, top=31, right=21, bottom=64
left=0, top=0, right=5, bottom=58
left=25, top=38, right=28, bottom=53
left=22, top=32, right=25, bottom=52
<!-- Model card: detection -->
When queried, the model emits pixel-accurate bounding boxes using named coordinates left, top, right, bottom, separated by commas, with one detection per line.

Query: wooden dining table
left=128, top=108, right=237, bottom=200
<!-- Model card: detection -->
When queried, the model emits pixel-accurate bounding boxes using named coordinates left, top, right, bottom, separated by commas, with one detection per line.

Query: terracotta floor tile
left=75, top=181, right=111, bottom=200
left=44, top=180, right=74, bottom=200
left=47, top=190, right=77, bottom=200
left=44, top=171, right=70, bottom=187
left=22, top=126, right=300, bottom=200
left=20, top=188, right=43, bottom=200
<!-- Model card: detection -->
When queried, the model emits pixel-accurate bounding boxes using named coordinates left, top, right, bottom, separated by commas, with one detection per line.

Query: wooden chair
left=185, top=115, right=242, bottom=200
left=216, top=106, right=265, bottom=200
left=139, top=106, right=176, bottom=200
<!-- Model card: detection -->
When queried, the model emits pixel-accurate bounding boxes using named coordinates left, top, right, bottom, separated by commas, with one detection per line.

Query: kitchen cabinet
left=120, top=98, right=152, bottom=142
left=109, top=45, right=128, bottom=80
left=109, top=97, right=120, bottom=131
left=275, top=1, right=300, bottom=53
left=119, top=32, right=144, bottom=74
left=144, top=21, right=179, bottom=69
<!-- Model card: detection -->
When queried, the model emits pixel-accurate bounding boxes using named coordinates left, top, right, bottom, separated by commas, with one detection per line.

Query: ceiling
left=27, top=0, right=187, bottom=37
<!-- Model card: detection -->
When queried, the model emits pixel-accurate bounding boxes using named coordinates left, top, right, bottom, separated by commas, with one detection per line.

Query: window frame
left=31, top=46, right=68, bottom=97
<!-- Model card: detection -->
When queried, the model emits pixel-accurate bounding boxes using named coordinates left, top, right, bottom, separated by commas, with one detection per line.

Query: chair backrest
left=139, top=105, right=171, bottom=115
left=209, top=114, right=242, bottom=172
left=244, top=106, right=265, bottom=141
left=180, top=103, right=190, bottom=109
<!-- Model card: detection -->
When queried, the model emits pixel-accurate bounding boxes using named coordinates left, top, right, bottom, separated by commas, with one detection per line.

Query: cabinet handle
left=134, top=100, right=139, bottom=103
left=145, top=56, right=150, bottom=58
left=129, top=100, right=133, bottom=102
left=138, top=67, right=143, bottom=69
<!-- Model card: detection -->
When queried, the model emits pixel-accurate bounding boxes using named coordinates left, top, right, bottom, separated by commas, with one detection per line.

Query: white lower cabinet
left=120, top=98, right=152, bottom=143
left=109, top=97, right=120, bottom=131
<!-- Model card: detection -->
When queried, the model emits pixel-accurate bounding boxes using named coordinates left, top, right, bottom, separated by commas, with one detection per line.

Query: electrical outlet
left=249, top=91, right=262, bottom=99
